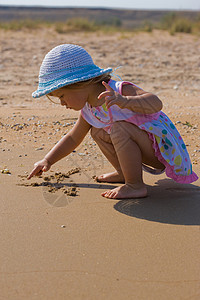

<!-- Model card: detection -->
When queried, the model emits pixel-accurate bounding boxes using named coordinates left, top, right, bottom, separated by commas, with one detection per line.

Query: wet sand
left=0, top=28, right=200, bottom=299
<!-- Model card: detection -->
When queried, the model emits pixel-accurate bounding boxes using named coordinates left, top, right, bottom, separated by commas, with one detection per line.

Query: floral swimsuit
left=81, top=79, right=198, bottom=184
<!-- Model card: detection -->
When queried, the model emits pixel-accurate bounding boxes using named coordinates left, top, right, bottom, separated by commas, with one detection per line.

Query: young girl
left=28, top=44, right=198, bottom=199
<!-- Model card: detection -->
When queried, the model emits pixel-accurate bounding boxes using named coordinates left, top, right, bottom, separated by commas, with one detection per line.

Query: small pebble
left=31, top=182, right=39, bottom=186
left=1, top=168, right=11, bottom=174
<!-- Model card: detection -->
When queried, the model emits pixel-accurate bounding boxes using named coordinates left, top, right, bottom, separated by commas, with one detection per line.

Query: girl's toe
left=108, top=191, right=116, bottom=199
left=111, top=192, right=117, bottom=199
left=106, top=191, right=113, bottom=198
left=105, top=191, right=111, bottom=198
left=101, top=190, right=109, bottom=197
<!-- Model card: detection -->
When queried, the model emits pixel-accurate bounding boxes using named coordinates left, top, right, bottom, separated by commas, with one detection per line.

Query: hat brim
left=32, top=67, right=112, bottom=98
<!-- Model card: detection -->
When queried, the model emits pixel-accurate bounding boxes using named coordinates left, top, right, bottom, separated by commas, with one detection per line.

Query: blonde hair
left=61, top=74, right=111, bottom=90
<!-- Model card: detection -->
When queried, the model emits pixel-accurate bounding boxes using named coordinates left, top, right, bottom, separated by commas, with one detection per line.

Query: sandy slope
left=0, top=28, right=200, bottom=299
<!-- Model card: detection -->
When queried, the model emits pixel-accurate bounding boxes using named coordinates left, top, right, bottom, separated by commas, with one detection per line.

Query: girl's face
left=47, top=87, right=89, bottom=111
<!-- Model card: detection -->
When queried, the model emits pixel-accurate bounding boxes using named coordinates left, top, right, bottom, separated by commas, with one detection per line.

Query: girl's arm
left=44, top=113, right=91, bottom=164
left=28, top=113, right=91, bottom=179
left=121, top=84, right=163, bottom=114
left=98, top=81, right=163, bottom=114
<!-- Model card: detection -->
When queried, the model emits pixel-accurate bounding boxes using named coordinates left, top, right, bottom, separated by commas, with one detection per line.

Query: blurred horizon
left=0, top=0, right=199, bottom=11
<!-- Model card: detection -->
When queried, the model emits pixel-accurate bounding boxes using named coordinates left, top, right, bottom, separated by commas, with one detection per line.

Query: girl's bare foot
left=101, top=183, right=147, bottom=199
left=95, top=171, right=125, bottom=183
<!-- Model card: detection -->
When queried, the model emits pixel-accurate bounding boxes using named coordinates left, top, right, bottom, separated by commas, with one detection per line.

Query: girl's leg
left=102, top=121, right=164, bottom=199
left=90, top=127, right=124, bottom=182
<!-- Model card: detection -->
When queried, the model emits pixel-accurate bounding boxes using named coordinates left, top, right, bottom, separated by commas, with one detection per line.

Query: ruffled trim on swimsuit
left=147, top=132, right=198, bottom=184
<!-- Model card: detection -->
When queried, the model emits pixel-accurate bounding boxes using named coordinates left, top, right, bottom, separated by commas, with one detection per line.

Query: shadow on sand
left=114, top=179, right=200, bottom=225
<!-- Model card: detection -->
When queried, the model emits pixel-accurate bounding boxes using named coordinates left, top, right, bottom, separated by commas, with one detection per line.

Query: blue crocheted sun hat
left=32, top=44, right=112, bottom=98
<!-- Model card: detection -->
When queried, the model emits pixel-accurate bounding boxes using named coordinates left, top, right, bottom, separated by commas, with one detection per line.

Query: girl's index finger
left=27, top=171, right=34, bottom=180
left=98, top=90, right=111, bottom=100
left=27, top=169, right=37, bottom=180
left=27, top=165, right=41, bottom=180
left=102, top=81, right=113, bottom=92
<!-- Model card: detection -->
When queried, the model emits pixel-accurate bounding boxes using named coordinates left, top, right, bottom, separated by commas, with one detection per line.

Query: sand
left=0, top=28, right=200, bottom=299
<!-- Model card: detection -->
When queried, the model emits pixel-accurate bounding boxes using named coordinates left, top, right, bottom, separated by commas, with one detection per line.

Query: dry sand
left=0, top=28, right=200, bottom=299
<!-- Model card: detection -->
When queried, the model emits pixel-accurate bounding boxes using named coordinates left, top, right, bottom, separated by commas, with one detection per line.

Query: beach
left=0, top=28, right=200, bottom=299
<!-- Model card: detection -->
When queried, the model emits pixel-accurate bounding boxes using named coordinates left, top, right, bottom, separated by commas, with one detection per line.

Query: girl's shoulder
left=108, top=79, right=143, bottom=95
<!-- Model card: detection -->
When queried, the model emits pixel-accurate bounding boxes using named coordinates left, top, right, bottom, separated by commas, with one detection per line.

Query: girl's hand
left=98, top=81, right=128, bottom=109
left=27, top=158, right=51, bottom=180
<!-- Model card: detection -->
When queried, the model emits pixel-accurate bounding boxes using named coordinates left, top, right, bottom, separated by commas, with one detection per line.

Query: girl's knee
left=110, top=121, right=143, bottom=147
left=110, top=121, right=130, bottom=137
left=110, top=122, right=130, bottom=146
left=90, top=127, right=110, bottom=142
left=111, top=121, right=141, bottom=138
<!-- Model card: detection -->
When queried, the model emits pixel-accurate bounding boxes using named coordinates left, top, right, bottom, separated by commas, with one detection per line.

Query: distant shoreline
left=0, top=5, right=199, bottom=12
left=0, top=6, right=199, bottom=28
